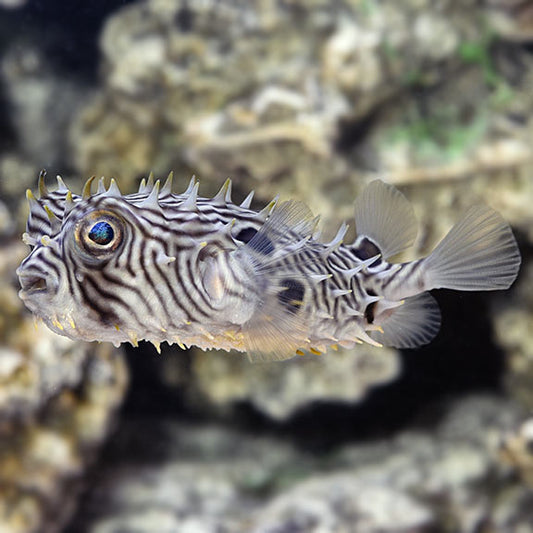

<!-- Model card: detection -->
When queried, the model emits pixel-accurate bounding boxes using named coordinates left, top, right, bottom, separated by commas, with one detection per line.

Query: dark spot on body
left=354, top=237, right=382, bottom=266
left=364, top=289, right=377, bottom=324
left=235, top=227, right=258, bottom=244
left=248, top=233, right=275, bottom=255
left=278, top=278, right=305, bottom=314
left=235, top=227, right=275, bottom=255
left=99, top=309, right=120, bottom=327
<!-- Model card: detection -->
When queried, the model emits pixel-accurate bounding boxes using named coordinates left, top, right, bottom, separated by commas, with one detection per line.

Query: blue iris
left=88, top=221, right=114, bottom=245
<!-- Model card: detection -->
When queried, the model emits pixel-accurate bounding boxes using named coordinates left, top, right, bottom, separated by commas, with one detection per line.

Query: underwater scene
left=0, top=1, right=533, bottom=532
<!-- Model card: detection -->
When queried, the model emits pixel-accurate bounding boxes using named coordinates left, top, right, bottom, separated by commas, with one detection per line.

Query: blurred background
left=0, top=1, right=532, bottom=532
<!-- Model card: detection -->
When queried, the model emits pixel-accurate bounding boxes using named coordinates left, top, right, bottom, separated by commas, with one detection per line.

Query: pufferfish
left=17, top=172, right=521, bottom=361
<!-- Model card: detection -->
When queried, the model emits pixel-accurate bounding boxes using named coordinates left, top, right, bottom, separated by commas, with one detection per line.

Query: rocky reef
left=0, top=0, right=532, bottom=532
left=71, top=0, right=533, bottom=225
left=66, top=396, right=533, bottom=533
left=0, top=242, right=128, bottom=533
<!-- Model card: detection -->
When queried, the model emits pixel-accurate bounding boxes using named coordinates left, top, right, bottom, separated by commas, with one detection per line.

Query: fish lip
left=18, top=273, right=48, bottom=295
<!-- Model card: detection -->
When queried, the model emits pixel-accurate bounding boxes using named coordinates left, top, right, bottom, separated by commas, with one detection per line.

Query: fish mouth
left=18, top=273, right=48, bottom=295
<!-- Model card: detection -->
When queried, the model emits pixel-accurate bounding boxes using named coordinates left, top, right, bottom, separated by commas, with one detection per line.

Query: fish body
left=17, top=173, right=521, bottom=360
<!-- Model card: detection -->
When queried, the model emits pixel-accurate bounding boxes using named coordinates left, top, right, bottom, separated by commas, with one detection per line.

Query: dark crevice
left=67, top=250, right=526, bottom=532
left=121, top=342, right=192, bottom=417
left=117, top=287, right=508, bottom=453
left=334, top=109, right=379, bottom=153
left=175, top=3, right=195, bottom=32
left=0, top=83, right=17, bottom=153
left=0, top=0, right=137, bottom=79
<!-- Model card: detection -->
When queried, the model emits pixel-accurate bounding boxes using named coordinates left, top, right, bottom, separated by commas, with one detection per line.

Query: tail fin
left=423, top=204, right=521, bottom=291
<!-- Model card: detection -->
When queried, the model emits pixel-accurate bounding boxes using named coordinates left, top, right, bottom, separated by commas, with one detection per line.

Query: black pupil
left=88, top=221, right=114, bottom=245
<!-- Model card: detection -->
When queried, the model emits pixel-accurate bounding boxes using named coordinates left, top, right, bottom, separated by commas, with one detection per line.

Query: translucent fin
left=238, top=200, right=318, bottom=361
left=354, top=180, right=417, bottom=258
left=246, top=200, right=314, bottom=255
left=423, top=205, right=521, bottom=291
left=245, top=310, right=309, bottom=363
left=371, top=293, right=441, bottom=349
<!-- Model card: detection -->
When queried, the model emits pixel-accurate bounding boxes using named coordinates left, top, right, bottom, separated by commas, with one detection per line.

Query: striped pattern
left=17, top=172, right=520, bottom=360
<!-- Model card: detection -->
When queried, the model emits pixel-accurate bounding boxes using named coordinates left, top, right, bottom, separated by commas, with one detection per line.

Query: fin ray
left=247, top=200, right=316, bottom=256
left=354, top=180, right=417, bottom=258
left=423, top=205, right=521, bottom=291
left=237, top=200, right=317, bottom=361
left=371, top=293, right=441, bottom=349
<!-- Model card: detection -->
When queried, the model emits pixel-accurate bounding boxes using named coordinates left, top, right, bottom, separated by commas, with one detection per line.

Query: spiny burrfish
left=17, top=172, right=521, bottom=361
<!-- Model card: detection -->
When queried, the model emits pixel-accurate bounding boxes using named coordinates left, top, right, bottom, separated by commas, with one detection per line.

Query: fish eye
left=89, top=221, right=114, bottom=245
left=75, top=210, right=124, bottom=257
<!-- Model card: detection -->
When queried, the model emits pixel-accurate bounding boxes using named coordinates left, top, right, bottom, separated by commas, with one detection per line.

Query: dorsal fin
left=354, top=180, right=417, bottom=259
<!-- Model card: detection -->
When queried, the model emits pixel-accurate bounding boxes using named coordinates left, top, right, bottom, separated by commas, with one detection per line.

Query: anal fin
left=370, top=293, right=441, bottom=349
